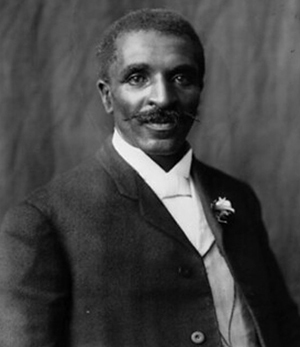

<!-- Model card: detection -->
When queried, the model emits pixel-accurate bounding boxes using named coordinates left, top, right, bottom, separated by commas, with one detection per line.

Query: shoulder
left=0, top=150, right=119, bottom=244
left=192, top=158, right=251, bottom=192
left=14, top=150, right=115, bottom=219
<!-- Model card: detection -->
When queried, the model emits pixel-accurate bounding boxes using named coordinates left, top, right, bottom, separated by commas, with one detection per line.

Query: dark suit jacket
left=0, top=138, right=300, bottom=347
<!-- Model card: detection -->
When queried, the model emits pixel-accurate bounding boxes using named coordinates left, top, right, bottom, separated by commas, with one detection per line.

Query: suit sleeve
left=0, top=202, right=71, bottom=347
left=246, top=187, right=300, bottom=347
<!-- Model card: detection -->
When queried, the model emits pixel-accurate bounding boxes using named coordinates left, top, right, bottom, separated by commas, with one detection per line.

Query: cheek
left=181, top=91, right=201, bottom=112
left=112, top=89, right=145, bottom=117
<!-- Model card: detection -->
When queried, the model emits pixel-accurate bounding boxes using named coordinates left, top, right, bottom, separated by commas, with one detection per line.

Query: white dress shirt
left=112, top=129, right=258, bottom=347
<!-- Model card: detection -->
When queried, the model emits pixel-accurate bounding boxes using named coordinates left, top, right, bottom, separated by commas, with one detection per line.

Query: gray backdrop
left=1, top=0, right=300, bottom=308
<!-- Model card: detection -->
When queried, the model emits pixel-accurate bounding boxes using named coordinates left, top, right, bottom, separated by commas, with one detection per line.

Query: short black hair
left=96, top=8, right=205, bottom=89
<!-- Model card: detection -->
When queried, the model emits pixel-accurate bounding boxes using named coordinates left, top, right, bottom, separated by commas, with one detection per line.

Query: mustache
left=124, top=107, right=200, bottom=124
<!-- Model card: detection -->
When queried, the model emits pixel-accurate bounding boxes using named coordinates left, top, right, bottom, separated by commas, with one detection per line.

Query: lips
left=144, top=122, right=177, bottom=131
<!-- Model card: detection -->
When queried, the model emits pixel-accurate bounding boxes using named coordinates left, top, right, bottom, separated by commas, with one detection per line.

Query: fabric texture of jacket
left=0, top=137, right=300, bottom=347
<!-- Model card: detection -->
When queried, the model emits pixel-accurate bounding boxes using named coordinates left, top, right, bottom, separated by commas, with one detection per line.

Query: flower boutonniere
left=211, top=197, right=235, bottom=224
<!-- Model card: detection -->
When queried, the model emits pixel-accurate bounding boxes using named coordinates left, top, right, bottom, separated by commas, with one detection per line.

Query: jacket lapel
left=97, top=137, right=138, bottom=200
left=191, top=158, right=226, bottom=255
left=97, top=138, right=197, bottom=252
left=191, top=158, right=246, bottom=263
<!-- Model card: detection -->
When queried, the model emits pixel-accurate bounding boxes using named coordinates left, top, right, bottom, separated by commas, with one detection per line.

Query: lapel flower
left=211, top=197, right=235, bottom=224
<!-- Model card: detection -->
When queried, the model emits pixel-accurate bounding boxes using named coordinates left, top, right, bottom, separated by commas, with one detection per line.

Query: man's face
left=99, top=30, right=202, bottom=157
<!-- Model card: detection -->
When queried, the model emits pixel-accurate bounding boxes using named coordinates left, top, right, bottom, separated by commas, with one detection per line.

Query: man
left=0, top=8, right=299, bottom=347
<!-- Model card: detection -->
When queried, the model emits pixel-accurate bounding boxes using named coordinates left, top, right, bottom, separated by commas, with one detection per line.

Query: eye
left=127, top=73, right=147, bottom=86
left=173, top=74, right=193, bottom=86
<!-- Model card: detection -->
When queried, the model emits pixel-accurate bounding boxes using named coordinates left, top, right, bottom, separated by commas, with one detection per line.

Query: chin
left=139, top=138, right=184, bottom=157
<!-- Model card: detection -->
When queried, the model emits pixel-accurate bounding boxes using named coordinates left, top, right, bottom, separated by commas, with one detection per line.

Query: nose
left=148, top=76, right=176, bottom=108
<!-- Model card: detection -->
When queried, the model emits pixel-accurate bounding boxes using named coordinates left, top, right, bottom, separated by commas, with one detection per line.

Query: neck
left=148, top=143, right=190, bottom=172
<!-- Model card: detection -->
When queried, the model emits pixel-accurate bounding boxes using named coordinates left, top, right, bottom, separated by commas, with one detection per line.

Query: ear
left=97, top=79, right=113, bottom=114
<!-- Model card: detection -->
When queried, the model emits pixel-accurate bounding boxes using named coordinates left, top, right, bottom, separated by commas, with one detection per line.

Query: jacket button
left=178, top=266, right=192, bottom=278
left=191, top=331, right=205, bottom=344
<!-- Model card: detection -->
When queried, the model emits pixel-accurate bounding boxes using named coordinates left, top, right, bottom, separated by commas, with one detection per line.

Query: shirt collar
left=112, top=128, right=193, bottom=197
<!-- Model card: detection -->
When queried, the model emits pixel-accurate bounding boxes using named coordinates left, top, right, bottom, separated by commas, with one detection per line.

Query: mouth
left=144, top=121, right=177, bottom=132
left=125, top=107, right=197, bottom=135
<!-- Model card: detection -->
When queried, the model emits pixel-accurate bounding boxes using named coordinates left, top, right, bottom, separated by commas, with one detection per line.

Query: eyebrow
left=171, top=64, right=199, bottom=74
left=119, top=63, right=150, bottom=81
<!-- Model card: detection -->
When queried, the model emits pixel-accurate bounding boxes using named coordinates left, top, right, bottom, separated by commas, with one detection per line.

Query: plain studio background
left=1, top=0, right=300, bottom=309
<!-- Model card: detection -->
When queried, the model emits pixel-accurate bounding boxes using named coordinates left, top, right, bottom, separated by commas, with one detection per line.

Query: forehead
left=112, top=30, right=198, bottom=72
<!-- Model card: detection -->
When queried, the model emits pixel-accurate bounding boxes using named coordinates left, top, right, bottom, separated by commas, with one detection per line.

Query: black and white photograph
left=0, top=1, right=300, bottom=346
